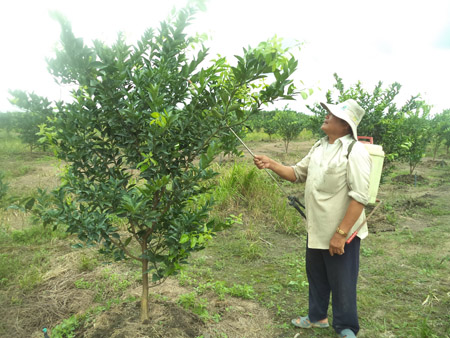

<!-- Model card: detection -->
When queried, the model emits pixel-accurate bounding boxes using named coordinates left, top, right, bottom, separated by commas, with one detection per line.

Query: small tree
left=274, top=109, right=304, bottom=153
left=8, top=91, right=53, bottom=152
left=430, top=109, right=450, bottom=159
left=36, top=8, right=299, bottom=321
left=400, top=101, right=433, bottom=175
left=259, top=111, right=278, bottom=139
left=443, top=112, right=450, bottom=155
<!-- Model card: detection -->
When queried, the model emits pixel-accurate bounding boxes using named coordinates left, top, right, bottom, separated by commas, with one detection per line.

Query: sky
left=0, top=0, right=449, bottom=115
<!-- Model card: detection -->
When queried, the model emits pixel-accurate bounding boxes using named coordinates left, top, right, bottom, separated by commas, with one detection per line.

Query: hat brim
left=320, top=102, right=358, bottom=140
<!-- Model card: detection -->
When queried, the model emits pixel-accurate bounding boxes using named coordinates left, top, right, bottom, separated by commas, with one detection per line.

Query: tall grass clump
left=0, top=130, right=27, bottom=157
left=0, top=171, right=8, bottom=206
left=212, top=161, right=305, bottom=235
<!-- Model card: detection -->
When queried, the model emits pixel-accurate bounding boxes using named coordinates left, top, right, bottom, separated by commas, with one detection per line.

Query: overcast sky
left=1, top=0, right=449, bottom=115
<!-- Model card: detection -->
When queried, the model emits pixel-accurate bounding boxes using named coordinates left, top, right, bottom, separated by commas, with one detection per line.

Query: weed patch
left=211, top=161, right=306, bottom=235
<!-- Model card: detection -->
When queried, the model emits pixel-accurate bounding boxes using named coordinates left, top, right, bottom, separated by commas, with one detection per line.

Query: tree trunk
left=284, top=140, right=289, bottom=153
left=433, top=142, right=439, bottom=160
left=140, top=252, right=149, bottom=321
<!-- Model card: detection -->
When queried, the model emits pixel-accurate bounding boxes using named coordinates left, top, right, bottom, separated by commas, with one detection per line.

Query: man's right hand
left=253, top=155, right=272, bottom=170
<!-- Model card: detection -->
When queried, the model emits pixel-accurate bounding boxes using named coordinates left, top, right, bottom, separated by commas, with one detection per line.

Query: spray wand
left=228, top=127, right=306, bottom=219
left=346, top=199, right=382, bottom=244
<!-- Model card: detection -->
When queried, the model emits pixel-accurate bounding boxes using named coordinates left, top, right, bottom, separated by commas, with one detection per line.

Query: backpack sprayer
left=228, top=127, right=306, bottom=219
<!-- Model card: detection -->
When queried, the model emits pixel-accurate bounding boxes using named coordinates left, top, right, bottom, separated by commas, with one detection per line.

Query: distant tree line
left=244, top=73, right=450, bottom=173
left=306, top=74, right=450, bottom=174
left=247, top=108, right=310, bottom=153
left=1, top=91, right=53, bottom=152
left=3, top=72, right=450, bottom=168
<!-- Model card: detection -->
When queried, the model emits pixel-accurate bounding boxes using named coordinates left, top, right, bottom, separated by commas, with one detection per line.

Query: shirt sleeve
left=347, top=142, right=371, bottom=205
left=291, top=140, right=320, bottom=183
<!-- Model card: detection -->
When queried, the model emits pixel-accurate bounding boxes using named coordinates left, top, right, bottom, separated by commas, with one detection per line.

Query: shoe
left=291, top=315, right=329, bottom=328
left=339, top=328, right=356, bottom=337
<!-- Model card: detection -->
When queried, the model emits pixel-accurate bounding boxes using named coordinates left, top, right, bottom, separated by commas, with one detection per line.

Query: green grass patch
left=0, top=223, right=68, bottom=289
left=74, top=268, right=134, bottom=302
left=0, top=130, right=28, bottom=157
left=211, top=161, right=306, bottom=235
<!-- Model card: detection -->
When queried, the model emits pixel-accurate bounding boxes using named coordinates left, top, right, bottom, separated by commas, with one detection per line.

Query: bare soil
left=86, top=280, right=277, bottom=338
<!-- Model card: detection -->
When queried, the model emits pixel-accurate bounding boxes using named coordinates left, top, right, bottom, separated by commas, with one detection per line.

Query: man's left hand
left=329, top=233, right=346, bottom=256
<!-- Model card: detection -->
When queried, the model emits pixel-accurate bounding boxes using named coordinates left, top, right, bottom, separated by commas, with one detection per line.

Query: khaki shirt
left=292, top=135, right=371, bottom=249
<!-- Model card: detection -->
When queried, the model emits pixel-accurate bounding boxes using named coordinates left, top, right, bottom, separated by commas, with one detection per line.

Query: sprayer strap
left=346, top=140, right=357, bottom=159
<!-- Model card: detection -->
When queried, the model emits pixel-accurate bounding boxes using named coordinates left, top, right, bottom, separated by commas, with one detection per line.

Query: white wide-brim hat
left=320, top=99, right=365, bottom=140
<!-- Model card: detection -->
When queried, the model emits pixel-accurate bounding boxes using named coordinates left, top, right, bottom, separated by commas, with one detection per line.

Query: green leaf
left=124, top=237, right=132, bottom=247
left=180, top=234, right=189, bottom=244
left=190, top=236, right=197, bottom=248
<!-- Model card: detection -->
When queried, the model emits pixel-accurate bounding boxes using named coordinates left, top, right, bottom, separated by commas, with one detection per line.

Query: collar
left=320, top=134, right=354, bottom=148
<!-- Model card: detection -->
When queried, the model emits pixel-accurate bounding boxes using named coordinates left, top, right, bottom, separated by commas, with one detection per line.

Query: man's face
left=321, top=112, right=350, bottom=137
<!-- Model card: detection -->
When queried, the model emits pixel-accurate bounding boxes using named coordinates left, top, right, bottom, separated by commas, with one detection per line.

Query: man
left=253, top=99, right=371, bottom=338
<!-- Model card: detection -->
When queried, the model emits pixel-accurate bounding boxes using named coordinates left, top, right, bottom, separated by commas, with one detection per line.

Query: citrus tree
left=430, top=109, right=450, bottom=159
left=260, top=111, right=278, bottom=139
left=35, top=8, right=299, bottom=321
left=400, top=101, right=433, bottom=175
left=274, top=109, right=305, bottom=153
left=8, top=91, right=53, bottom=151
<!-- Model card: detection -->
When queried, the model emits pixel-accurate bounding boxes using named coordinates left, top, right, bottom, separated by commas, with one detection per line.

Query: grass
left=0, top=223, right=69, bottom=289
left=176, top=157, right=450, bottom=337
left=1, top=131, right=449, bottom=337
left=0, top=130, right=28, bottom=156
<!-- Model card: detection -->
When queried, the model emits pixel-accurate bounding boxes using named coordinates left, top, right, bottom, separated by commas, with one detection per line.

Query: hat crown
left=337, top=99, right=365, bottom=126
left=319, top=99, right=365, bottom=140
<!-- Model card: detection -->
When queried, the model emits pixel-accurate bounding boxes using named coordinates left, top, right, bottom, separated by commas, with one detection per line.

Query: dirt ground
left=2, top=140, right=449, bottom=338
left=81, top=279, right=277, bottom=338
left=18, top=259, right=278, bottom=338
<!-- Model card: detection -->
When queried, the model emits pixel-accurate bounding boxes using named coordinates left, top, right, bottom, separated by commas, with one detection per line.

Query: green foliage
left=8, top=91, right=53, bottom=152
left=0, top=225, right=61, bottom=289
left=0, top=129, right=28, bottom=157
left=0, top=171, right=8, bottom=207
left=247, top=109, right=309, bottom=145
left=0, top=112, right=18, bottom=134
left=306, top=73, right=429, bottom=166
left=74, top=269, right=133, bottom=302
left=273, top=109, right=305, bottom=153
left=247, top=110, right=276, bottom=135
left=78, top=254, right=99, bottom=272
left=430, top=109, right=450, bottom=158
left=177, top=292, right=213, bottom=321
left=196, top=280, right=255, bottom=300
left=30, top=7, right=298, bottom=320
left=263, top=118, right=278, bottom=139
left=213, top=162, right=304, bottom=235
left=51, top=315, right=80, bottom=338
left=177, top=280, right=255, bottom=322
left=399, top=101, right=433, bottom=174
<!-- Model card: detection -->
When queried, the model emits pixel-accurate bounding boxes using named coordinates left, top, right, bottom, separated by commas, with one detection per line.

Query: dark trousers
left=306, top=237, right=360, bottom=335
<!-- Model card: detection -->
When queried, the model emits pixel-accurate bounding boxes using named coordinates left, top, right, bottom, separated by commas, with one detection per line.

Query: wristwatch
left=336, top=227, right=348, bottom=237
